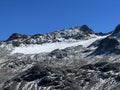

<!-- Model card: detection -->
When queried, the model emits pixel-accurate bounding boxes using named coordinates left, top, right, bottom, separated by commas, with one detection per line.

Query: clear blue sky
left=0, top=0, right=120, bottom=40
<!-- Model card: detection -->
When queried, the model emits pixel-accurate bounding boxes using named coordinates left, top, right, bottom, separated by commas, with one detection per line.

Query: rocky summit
left=0, top=25, right=120, bottom=90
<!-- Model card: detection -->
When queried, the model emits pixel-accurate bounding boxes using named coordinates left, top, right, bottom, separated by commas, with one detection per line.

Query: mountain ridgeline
left=0, top=24, right=120, bottom=90
left=6, top=25, right=94, bottom=46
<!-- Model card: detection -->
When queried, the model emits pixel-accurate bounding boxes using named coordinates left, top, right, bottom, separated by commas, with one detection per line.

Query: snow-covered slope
left=11, top=35, right=108, bottom=54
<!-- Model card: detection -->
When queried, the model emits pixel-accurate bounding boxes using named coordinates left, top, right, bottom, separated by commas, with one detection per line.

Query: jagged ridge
left=6, top=25, right=95, bottom=46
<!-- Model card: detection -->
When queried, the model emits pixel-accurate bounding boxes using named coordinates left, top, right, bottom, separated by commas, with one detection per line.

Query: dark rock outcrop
left=93, top=37, right=120, bottom=55
left=111, top=24, right=120, bottom=36
left=7, top=33, right=29, bottom=41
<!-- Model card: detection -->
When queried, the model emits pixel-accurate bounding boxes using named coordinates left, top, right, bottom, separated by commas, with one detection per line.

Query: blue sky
left=0, top=0, right=120, bottom=40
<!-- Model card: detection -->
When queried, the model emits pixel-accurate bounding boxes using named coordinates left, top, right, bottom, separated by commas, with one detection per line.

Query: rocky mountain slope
left=0, top=25, right=120, bottom=90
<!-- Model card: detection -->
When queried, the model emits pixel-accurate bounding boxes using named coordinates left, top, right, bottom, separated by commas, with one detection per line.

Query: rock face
left=93, top=37, right=120, bottom=55
left=1, top=24, right=120, bottom=90
left=7, top=33, right=29, bottom=41
left=90, top=25, right=120, bottom=55
left=111, top=24, right=120, bottom=36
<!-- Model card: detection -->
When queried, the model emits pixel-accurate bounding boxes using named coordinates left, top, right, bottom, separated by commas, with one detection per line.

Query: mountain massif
left=0, top=25, right=120, bottom=90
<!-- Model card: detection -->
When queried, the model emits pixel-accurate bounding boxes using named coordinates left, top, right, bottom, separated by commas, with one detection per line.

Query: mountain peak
left=80, top=25, right=90, bottom=29
left=80, top=25, right=94, bottom=34
left=111, top=24, right=120, bottom=36
left=7, top=33, right=22, bottom=41
left=7, top=33, right=29, bottom=41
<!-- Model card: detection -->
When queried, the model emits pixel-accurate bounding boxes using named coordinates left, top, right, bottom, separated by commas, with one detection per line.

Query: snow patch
left=11, top=35, right=108, bottom=54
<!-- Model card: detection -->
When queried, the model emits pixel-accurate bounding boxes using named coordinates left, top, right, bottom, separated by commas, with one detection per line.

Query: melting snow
left=11, top=35, right=108, bottom=54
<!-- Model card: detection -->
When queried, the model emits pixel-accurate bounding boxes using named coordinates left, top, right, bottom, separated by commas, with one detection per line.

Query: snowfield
left=11, top=35, right=108, bottom=54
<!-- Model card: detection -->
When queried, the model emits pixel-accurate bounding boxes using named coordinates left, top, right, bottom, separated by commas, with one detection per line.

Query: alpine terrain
left=0, top=24, right=120, bottom=90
